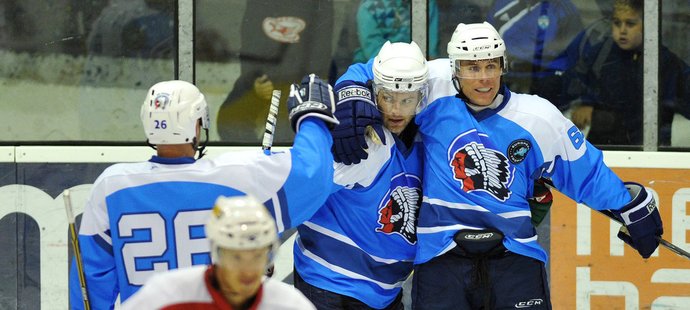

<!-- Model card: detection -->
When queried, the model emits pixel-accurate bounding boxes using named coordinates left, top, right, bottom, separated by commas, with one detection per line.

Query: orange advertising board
left=551, top=167, right=690, bottom=309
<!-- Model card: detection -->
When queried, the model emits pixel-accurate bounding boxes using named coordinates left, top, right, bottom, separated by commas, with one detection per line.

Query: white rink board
left=3, top=147, right=689, bottom=309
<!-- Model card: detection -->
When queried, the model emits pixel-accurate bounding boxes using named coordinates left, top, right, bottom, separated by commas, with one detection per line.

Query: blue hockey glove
left=610, top=182, right=663, bottom=258
left=331, top=80, right=386, bottom=165
left=287, top=73, right=339, bottom=132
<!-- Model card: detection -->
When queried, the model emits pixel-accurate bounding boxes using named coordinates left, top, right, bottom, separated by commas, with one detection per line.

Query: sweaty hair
left=613, top=0, right=642, bottom=14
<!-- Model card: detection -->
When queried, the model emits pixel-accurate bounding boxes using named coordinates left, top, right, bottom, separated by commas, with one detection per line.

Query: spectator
left=216, top=0, right=334, bottom=144
left=86, top=0, right=156, bottom=57
left=487, top=0, right=584, bottom=109
left=567, top=0, right=690, bottom=146
left=121, top=0, right=174, bottom=59
left=353, top=0, right=439, bottom=63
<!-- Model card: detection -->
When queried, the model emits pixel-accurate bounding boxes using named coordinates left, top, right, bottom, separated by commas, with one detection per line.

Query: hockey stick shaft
left=598, top=209, right=690, bottom=260
left=262, top=90, right=282, bottom=155
left=365, top=125, right=383, bottom=145
left=64, top=189, right=91, bottom=310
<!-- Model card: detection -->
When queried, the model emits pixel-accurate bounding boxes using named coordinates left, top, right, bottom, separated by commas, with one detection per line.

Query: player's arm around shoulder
left=336, top=58, right=374, bottom=85
left=334, top=129, right=396, bottom=188
left=286, top=74, right=338, bottom=185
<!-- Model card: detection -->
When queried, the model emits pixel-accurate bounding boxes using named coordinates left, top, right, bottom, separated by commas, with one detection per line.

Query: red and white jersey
left=121, top=265, right=315, bottom=310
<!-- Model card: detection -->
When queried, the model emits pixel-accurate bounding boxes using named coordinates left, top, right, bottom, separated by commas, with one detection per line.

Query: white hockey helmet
left=372, top=41, right=429, bottom=114
left=206, top=195, right=279, bottom=263
left=140, top=80, right=210, bottom=145
left=447, top=22, right=507, bottom=79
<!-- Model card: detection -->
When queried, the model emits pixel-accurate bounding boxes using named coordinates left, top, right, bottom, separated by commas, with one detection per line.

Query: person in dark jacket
left=567, top=0, right=690, bottom=146
left=216, top=0, right=334, bottom=144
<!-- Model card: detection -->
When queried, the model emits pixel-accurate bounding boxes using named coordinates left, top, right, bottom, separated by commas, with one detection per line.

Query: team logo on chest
left=448, top=130, right=513, bottom=201
left=376, top=173, right=422, bottom=245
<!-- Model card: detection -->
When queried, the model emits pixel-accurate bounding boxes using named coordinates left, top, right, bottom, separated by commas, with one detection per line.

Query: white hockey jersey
left=69, top=119, right=334, bottom=310
left=121, top=265, right=316, bottom=310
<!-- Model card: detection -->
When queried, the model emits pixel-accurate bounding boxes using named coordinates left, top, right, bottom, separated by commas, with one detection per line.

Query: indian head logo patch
left=376, top=173, right=421, bottom=244
left=448, top=130, right=513, bottom=201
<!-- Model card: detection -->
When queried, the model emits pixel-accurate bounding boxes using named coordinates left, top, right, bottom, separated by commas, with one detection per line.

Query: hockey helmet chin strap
left=195, top=128, right=209, bottom=159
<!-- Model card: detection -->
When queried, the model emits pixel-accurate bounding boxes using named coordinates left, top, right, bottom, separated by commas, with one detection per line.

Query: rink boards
left=0, top=147, right=688, bottom=309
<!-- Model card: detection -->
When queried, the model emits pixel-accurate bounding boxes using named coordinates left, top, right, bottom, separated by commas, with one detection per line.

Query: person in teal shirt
left=353, top=0, right=439, bottom=63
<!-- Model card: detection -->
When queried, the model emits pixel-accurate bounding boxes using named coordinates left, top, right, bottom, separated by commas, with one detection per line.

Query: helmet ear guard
left=140, top=80, right=210, bottom=157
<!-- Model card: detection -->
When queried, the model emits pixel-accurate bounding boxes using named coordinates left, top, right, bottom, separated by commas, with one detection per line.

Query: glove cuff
left=294, top=113, right=339, bottom=132
left=335, top=83, right=375, bottom=107
left=613, top=182, right=656, bottom=226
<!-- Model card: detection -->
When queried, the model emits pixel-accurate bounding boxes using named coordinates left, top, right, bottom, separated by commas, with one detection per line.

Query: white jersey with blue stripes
left=69, top=119, right=334, bottom=310
left=294, top=126, right=424, bottom=309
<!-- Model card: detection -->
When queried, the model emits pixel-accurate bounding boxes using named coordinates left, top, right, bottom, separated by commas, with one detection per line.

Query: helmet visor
left=454, top=58, right=505, bottom=79
left=374, top=85, right=428, bottom=116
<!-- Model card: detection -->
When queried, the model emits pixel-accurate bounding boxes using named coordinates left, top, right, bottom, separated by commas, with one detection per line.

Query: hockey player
left=121, top=195, right=315, bottom=310
left=331, top=22, right=663, bottom=309
left=69, top=75, right=338, bottom=309
left=293, top=41, right=426, bottom=310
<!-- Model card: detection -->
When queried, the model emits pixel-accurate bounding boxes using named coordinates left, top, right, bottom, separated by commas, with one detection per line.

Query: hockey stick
left=63, top=189, right=91, bottom=310
left=598, top=209, right=690, bottom=260
left=262, top=90, right=282, bottom=155
left=366, top=125, right=383, bottom=145
left=541, top=179, right=690, bottom=260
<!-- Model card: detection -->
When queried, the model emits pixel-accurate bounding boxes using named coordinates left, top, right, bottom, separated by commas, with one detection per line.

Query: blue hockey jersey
left=338, top=59, right=631, bottom=266
left=69, top=119, right=334, bottom=310
left=294, top=128, right=424, bottom=308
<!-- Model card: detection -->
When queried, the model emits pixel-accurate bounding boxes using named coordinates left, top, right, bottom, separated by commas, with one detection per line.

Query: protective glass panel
left=196, top=0, right=411, bottom=145
left=660, top=2, right=690, bottom=149
left=196, top=0, right=336, bottom=144
left=0, top=0, right=176, bottom=143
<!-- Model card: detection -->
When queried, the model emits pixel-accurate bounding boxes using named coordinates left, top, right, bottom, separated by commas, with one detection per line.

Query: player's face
left=612, top=6, right=643, bottom=51
left=457, top=58, right=502, bottom=106
left=216, top=247, right=270, bottom=307
left=376, top=89, right=418, bottom=134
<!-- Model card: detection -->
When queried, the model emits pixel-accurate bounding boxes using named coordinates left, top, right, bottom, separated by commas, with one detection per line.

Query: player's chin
left=469, top=91, right=495, bottom=106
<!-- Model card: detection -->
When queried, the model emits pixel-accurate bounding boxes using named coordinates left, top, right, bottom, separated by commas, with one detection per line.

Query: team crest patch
left=153, top=93, right=170, bottom=110
left=262, top=17, right=306, bottom=43
left=376, top=173, right=421, bottom=245
left=507, top=139, right=531, bottom=164
left=447, top=130, right=513, bottom=201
